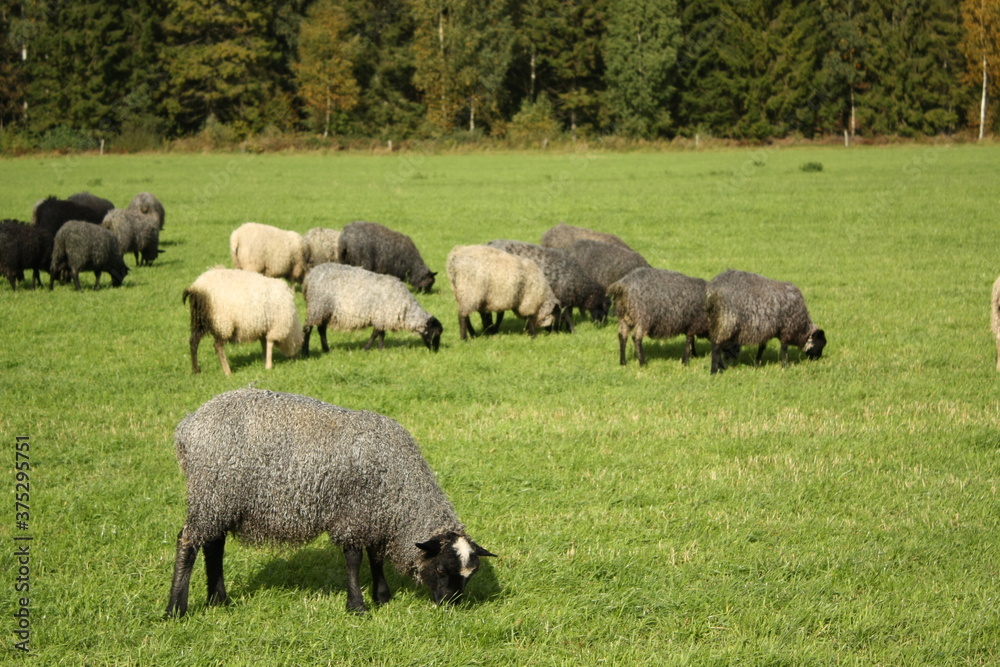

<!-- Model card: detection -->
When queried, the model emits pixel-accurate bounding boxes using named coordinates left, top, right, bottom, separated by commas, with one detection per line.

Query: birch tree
left=961, top=0, right=1000, bottom=139
left=293, top=0, right=360, bottom=137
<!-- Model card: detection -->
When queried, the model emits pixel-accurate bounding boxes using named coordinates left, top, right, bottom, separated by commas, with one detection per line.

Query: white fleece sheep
left=446, top=244, right=557, bottom=340
left=182, top=267, right=303, bottom=375
left=302, top=263, right=442, bottom=354
left=230, top=222, right=307, bottom=283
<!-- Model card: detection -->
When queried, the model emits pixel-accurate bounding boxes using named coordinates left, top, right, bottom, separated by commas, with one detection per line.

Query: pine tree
left=961, top=0, right=1000, bottom=138
left=293, top=0, right=360, bottom=137
left=603, top=0, right=680, bottom=138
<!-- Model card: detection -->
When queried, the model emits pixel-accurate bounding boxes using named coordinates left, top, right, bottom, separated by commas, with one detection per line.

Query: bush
left=112, top=116, right=163, bottom=153
left=38, top=126, right=98, bottom=152
left=507, top=94, right=559, bottom=145
left=800, top=161, right=824, bottom=172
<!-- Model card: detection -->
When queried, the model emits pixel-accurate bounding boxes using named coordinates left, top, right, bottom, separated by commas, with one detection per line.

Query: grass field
left=2, top=143, right=999, bottom=664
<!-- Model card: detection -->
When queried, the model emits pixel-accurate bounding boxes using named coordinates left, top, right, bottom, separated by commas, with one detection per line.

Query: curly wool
left=183, top=267, right=303, bottom=357
left=446, top=244, right=557, bottom=326
left=608, top=268, right=708, bottom=364
left=230, top=222, right=307, bottom=283
left=102, top=208, right=160, bottom=265
left=486, top=240, right=605, bottom=315
left=303, top=227, right=341, bottom=270
left=68, top=191, right=115, bottom=220
left=175, top=388, right=463, bottom=579
left=540, top=222, right=633, bottom=251
left=33, top=196, right=105, bottom=236
left=128, top=192, right=165, bottom=230
left=304, top=263, right=432, bottom=333
left=563, top=239, right=650, bottom=288
left=50, top=220, right=129, bottom=289
left=706, top=269, right=818, bottom=349
left=337, top=221, right=435, bottom=292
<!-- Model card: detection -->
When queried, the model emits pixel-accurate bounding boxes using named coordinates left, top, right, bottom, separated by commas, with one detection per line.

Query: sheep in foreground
left=68, top=191, right=115, bottom=220
left=49, top=220, right=129, bottom=291
left=446, top=244, right=557, bottom=340
left=303, top=227, right=341, bottom=270
left=182, top=267, right=303, bottom=375
left=0, top=220, right=52, bottom=290
left=128, top=192, right=165, bottom=230
left=486, top=239, right=607, bottom=331
left=102, top=208, right=161, bottom=266
left=338, top=221, right=436, bottom=293
left=165, top=388, right=495, bottom=617
left=991, top=277, right=1000, bottom=371
left=563, top=239, right=651, bottom=289
left=608, top=268, right=708, bottom=366
left=302, top=263, right=442, bottom=354
left=32, top=196, right=105, bottom=237
left=706, top=269, right=826, bottom=374
left=230, top=222, right=307, bottom=283
left=541, top=222, right=634, bottom=252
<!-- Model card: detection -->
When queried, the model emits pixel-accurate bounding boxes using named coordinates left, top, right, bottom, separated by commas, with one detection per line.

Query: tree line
left=1, top=0, right=998, bottom=150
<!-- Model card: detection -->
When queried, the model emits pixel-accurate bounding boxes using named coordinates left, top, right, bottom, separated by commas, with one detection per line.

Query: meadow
left=1, top=143, right=998, bottom=664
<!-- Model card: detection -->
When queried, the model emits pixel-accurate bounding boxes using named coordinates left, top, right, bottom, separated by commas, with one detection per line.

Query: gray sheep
left=608, top=267, right=709, bottom=366
left=486, top=239, right=607, bottom=331
left=49, top=220, right=129, bottom=291
left=541, top=222, right=634, bottom=252
left=338, top=221, right=436, bottom=293
left=67, top=191, right=115, bottom=219
left=446, top=244, right=557, bottom=339
left=706, top=269, right=826, bottom=374
left=230, top=222, right=308, bottom=283
left=302, top=263, right=443, bottom=355
left=128, top=192, right=165, bottom=230
left=0, top=220, right=52, bottom=290
left=563, top=239, right=651, bottom=289
left=303, top=227, right=341, bottom=270
left=165, top=388, right=494, bottom=616
left=102, top=208, right=161, bottom=266
left=991, top=276, right=1000, bottom=371
left=182, top=267, right=303, bottom=375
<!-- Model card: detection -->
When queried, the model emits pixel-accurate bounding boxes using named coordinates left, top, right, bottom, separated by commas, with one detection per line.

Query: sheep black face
left=421, top=316, right=443, bottom=352
left=414, top=271, right=437, bottom=294
left=803, top=329, right=826, bottom=359
left=110, top=264, right=130, bottom=287
left=415, top=532, right=495, bottom=604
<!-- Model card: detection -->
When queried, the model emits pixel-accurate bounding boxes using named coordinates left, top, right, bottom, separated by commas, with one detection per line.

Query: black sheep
left=337, top=221, right=436, bottom=293
left=50, top=220, right=129, bottom=291
left=33, top=196, right=105, bottom=238
left=0, top=220, right=53, bottom=290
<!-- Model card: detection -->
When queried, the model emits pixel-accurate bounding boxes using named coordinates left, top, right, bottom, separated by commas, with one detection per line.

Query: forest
left=1, top=0, right=999, bottom=151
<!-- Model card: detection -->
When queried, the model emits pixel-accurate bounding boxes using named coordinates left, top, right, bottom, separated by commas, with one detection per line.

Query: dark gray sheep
left=165, top=388, right=494, bottom=616
left=486, top=239, right=607, bottom=331
left=562, top=239, right=651, bottom=290
left=0, top=220, right=52, bottom=290
left=49, top=220, right=129, bottom=291
left=541, top=222, right=634, bottom=252
left=338, top=221, right=436, bottom=293
left=67, top=191, right=115, bottom=219
left=102, top=208, right=161, bottom=266
left=302, top=263, right=442, bottom=355
left=706, top=269, right=826, bottom=374
left=607, top=267, right=708, bottom=366
left=128, top=192, right=165, bottom=230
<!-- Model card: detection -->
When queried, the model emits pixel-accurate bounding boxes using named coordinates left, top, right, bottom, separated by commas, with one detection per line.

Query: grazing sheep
left=563, top=239, right=651, bottom=289
left=33, top=196, right=105, bottom=237
left=338, top=221, right=436, bottom=293
left=49, top=220, right=129, bottom=291
left=302, top=263, right=442, bottom=355
left=102, top=208, right=161, bottom=266
left=446, top=244, right=557, bottom=340
left=230, top=222, right=307, bottom=283
left=128, top=192, right=165, bottom=230
left=706, top=269, right=826, bottom=374
left=541, top=222, right=634, bottom=252
left=67, top=191, right=115, bottom=219
left=0, top=220, right=52, bottom=290
left=303, top=227, right=341, bottom=270
left=486, top=239, right=607, bottom=331
left=182, top=268, right=303, bottom=375
left=608, top=267, right=708, bottom=366
left=165, top=388, right=495, bottom=617
left=991, top=277, right=1000, bottom=371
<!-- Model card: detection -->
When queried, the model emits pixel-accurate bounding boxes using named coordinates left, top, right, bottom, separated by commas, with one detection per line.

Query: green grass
left=2, top=144, right=999, bottom=664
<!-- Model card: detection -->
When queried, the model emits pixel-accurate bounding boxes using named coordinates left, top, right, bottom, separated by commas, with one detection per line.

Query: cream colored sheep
left=230, top=222, right=307, bottom=283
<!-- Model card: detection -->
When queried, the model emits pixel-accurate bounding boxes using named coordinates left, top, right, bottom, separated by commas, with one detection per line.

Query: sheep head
left=415, top=531, right=495, bottom=605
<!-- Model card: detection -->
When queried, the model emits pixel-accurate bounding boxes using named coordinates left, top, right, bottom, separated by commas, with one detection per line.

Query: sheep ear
left=416, top=539, right=442, bottom=556
left=472, top=541, right=496, bottom=558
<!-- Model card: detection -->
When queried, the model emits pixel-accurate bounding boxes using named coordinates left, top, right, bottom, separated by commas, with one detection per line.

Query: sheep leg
left=93, top=271, right=102, bottom=290
left=617, top=326, right=629, bottom=365
left=203, top=534, right=228, bottom=606
left=635, top=332, right=647, bottom=365
left=366, top=546, right=392, bottom=605
left=710, top=342, right=726, bottom=374
left=165, top=527, right=199, bottom=618
left=755, top=343, right=766, bottom=366
left=779, top=342, right=789, bottom=367
left=301, top=325, right=312, bottom=358
left=561, top=307, right=575, bottom=333
left=485, top=311, right=503, bottom=335
left=189, top=329, right=204, bottom=373
left=459, top=314, right=476, bottom=340
left=4, top=273, right=15, bottom=291
left=363, top=329, right=385, bottom=351
left=263, top=338, right=274, bottom=369
left=318, top=323, right=330, bottom=353
left=682, top=334, right=694, bottom=365
left=71, top=269, right=82, bottom=291
left=343, top=546, right=368, bottom=613
left=213, top=339, right=232, bottom=375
